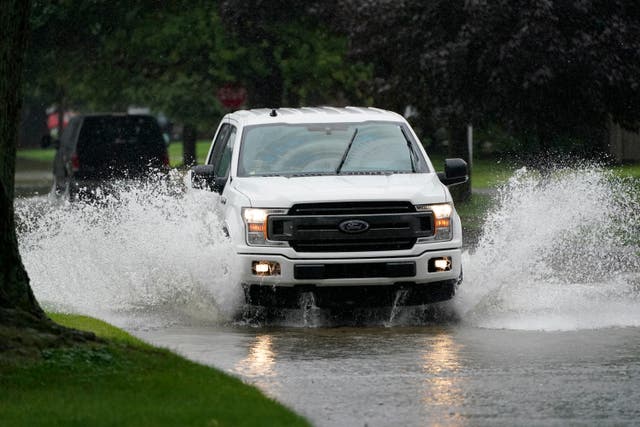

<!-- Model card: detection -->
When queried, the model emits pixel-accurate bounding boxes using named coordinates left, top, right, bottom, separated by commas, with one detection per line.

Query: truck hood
left=232, top=173, right=448, bottom=207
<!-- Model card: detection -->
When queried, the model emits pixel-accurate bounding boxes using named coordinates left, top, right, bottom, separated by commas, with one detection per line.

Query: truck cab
left=192, top=107, right=467, bottom=308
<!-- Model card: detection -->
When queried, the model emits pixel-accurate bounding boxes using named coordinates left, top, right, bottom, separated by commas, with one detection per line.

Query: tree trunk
left=182, top=123, right=197, bottom=166
left=0, top=0, right=45, bottom=318
left=448, top=120, right=472, bottom=203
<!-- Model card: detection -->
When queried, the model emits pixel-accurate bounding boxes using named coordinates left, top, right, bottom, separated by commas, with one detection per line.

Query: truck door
left=206, top=123, right=238, bottom=232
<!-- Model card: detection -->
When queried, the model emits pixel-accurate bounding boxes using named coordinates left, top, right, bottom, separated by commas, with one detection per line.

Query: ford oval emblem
left=338, top=219, right=370, bottom=234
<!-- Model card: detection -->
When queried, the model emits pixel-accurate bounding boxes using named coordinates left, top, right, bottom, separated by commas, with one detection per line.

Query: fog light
left=428, top=257, right=452, bottom=272
left=252, top=261, right=281, bottom=276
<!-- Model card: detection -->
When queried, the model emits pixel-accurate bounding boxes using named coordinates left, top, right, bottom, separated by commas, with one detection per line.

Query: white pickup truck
left=192, top=107, right=467, bottom=308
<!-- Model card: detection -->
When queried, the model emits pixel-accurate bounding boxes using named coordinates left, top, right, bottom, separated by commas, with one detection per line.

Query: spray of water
left=16, top=171, right=241, bottom=328
left=15, top=165, right=640, bottom=331
left=457, top=165, right=640, bottom=330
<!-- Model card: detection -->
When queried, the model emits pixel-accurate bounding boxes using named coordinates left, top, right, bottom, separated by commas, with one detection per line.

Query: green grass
left=429, top=155, right=516, bottom=190
left=16, top=147, right=56, bottom=162
left=468, top=158, right=516, bottom=189
left=0, top=314, right=310, bottom=427
left=49, top=313, right=150, bottom=347
left=455, top=192, right=494, bottom=238
left=611, top=162, right=640, bottom=179
left=167, top=140, right=211, bottom=167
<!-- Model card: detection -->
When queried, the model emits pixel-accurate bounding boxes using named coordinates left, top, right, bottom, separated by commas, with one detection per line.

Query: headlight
left=415, top=203, right=453, bottom=241
left=242, top=208, right=288, bottom=246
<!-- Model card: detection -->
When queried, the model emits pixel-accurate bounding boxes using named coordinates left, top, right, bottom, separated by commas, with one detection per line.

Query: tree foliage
left=220, top=0, right=371, bottom=108
left=343, top=0, right=640, bottom=152
left=23, top=0, right=371, bottom=132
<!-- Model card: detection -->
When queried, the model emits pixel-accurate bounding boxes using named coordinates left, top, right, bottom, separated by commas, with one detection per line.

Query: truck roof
left=226, top=106, right=406, bottom=127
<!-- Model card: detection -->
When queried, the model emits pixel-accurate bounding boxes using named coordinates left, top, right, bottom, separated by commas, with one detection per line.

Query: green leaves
left=24, top=1, right=371, bottom=131
left=343, top=0, right=640, bottom=152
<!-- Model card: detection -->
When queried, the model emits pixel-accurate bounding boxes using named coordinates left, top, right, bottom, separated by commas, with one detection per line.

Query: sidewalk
left=15, top=157, right=52, bottom=196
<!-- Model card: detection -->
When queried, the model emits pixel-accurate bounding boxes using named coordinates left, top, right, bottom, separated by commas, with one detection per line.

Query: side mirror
left=41, top=134, right=60, bottom=149
left=437, top=158, right=468, bottom=186
left=191, top=165, right=226, bottom=193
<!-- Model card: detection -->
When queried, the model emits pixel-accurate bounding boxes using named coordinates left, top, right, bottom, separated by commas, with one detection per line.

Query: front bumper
left=239, top=248, right=461, bottom=287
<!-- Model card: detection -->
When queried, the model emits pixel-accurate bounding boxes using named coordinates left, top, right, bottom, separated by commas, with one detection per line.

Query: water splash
left=299, top=292, right=322, bottom=327
left=16, top=171, right=241, bottom=327
left=457, top=165, right=640, bottom=331
left=384, top=289, right=409, bottom=327
left=15, top=165, right=640, bottom=331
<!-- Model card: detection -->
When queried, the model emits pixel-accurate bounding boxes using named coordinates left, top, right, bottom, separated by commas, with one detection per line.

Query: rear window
left=78, top=115, right=164, bottom=149
left=76, top=115, right=165, bottom=172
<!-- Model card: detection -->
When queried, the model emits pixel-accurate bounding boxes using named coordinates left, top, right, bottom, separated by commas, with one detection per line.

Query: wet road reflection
left=235, top=334, right=280, bottom=392
left=132, top=325, right=640, bottom=426
left=420, top=333, right=465, bottom=424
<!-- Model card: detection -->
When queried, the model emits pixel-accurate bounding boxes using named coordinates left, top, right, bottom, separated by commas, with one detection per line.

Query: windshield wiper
left=400, top=126, right=418, bottom=173
left=287, top=172, right=334, bottom=177
left=336, top=128, right=359, bottom=174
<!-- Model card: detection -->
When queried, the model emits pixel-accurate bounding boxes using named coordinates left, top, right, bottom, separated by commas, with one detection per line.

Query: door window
left=208, top=124, right=237, bottom=178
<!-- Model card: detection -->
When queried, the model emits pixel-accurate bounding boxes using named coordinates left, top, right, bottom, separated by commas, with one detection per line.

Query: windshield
left=238, top=122, right=428, bottom=177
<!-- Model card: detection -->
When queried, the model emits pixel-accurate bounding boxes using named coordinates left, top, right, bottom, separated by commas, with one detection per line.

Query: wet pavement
left=134, top=323, right=640, bottom=426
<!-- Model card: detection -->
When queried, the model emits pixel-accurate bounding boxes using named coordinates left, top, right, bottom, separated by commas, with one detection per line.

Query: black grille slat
left=296, top=223, right=411, bottom=232
left=293, top=226, right=417, bottom=241
left=289, top=201, right=415, bottom=215
left=292, top=240, right=414, bottom=253
left=294, top=262, right=416, bottom=279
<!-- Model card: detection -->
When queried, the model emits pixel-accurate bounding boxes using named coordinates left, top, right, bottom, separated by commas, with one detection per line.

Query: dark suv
left=47, top=114, right=169, bottom=198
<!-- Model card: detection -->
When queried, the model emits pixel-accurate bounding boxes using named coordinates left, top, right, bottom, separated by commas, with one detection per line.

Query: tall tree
left=220, top=0, right=371, bottom=108
left=25, top=1, right=141, bottom=115
left=25, top=1, right=229, bottom=164
left=0, top=0, right=45, bottom=320
left=2, top=3, right=96, bottom=351
left=341, top=0, right=640, bottom=162
left=23, top=1, right=371, bottom=166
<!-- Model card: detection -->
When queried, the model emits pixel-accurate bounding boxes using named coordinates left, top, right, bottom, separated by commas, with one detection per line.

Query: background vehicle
left=44, top=114, right=169, bottom=199
left=192, top=107, right=468, bottom=308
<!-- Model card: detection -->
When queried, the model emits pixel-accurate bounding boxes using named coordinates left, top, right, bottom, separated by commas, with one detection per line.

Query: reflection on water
left=235, top=334, right=280, bottom=393
left=421, top=333, right=465, bottom=425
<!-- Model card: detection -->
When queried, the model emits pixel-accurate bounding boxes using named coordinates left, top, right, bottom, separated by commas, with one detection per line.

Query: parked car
left=43, top=114, right=169, bottom=199
left=192, top=107, right=467, bottom=308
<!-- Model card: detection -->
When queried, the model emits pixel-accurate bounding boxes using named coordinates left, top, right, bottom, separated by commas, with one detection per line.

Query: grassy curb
left=0, top=313, right=310, bottom=427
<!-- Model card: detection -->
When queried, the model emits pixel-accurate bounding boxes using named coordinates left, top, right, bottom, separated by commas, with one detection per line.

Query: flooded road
left=15, top=165, right=640, bottom=426
left=133, top=323, right=640, bottom=426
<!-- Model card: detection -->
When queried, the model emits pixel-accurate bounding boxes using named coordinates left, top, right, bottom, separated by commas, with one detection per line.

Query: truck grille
left=268, top=202, right=433, bottom=252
